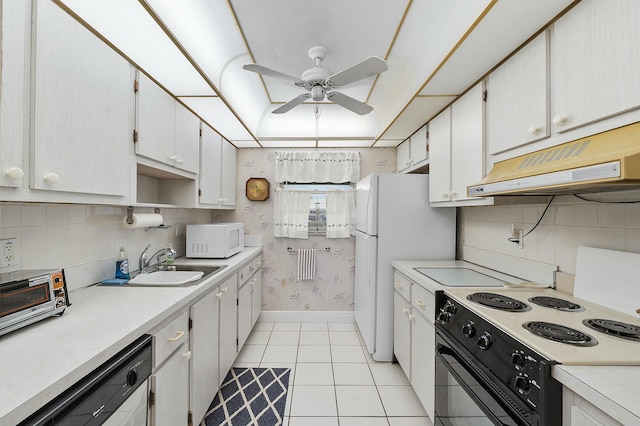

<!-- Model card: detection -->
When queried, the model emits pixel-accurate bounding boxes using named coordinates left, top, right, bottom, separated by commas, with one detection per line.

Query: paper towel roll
left=123, top=213, right=163, bottom=229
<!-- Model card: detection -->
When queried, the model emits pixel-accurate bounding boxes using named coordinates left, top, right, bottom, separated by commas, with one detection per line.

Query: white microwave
left=186, top=223, right=244, bottom=258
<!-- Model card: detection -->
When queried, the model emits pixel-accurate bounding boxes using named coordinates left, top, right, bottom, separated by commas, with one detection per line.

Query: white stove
left=444, top=288, right=640, bottom=366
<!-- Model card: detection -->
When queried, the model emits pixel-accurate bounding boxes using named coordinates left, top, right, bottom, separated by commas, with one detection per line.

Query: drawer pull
left=395, top=283, right=404, bottom=289
left=167, top=331, right=185, bottom=342
left=415, top=299, right=426, bottom=308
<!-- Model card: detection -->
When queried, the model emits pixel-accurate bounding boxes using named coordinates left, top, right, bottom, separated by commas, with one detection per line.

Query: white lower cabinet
left=190, top=290, right=220, bottom=425
left=238, top=278, right=253, bottom=349
left=150, top=312, right=190, bottom=426
left=393, top=270, right=436, bottom=421
left=238, top=255, right=263, bottom=350
left=563, top=387, right=622, bottom=426
left=218, top=274, right=238, bottom=385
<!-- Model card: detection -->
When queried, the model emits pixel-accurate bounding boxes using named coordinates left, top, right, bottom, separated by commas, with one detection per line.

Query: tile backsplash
left=0, top=203, right=210, bottom=290
left=461, top=192, right=640, bottom=274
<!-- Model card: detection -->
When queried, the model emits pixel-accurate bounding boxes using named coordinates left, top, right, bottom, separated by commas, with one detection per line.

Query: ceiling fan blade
left=327, top=56, right=388, bottom=87
left=243, top=64, right=305, bottom=85
left=272, top=93, right=312, bottom=114
left=326, top=92, right=373, bottom=115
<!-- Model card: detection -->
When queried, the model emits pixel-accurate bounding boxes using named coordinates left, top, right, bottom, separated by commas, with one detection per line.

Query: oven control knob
left=462, top=322, right=476, bottom=338
left=511, top=351, right=526, bottom=368
left=437, top=311, right=451, bottom=323
left=444, top=301, right=457, bottom=315
left=514, top=374, right=531, bottom=393
left=477, top=334, right=492, bottom=350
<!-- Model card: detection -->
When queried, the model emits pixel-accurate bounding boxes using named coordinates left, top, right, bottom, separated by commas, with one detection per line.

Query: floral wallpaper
left=216, top=147, right=397, bottom=311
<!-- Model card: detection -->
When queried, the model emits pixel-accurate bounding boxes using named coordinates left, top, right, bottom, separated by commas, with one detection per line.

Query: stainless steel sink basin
left=125, top=265, right=227, bottom=287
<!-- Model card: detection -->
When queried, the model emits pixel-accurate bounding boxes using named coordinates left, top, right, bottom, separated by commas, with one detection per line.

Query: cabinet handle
left=5, top=167, right=24, bottom=180
left=44, top=172, right=60, bottom=184
left=183, top=350, right=192, bottom=360
left=167, top=330, right=184, bottom=342
left=395, top=283, right=404, bottom=289
left=528, top=126, right=540, bottom=135
left=552, top=115, right=567, bottom=125
left=415, top=299, right=426, bottom=307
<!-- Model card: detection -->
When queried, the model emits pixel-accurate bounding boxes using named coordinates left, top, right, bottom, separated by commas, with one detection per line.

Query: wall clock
left=246, top=177, right=270, bottom=201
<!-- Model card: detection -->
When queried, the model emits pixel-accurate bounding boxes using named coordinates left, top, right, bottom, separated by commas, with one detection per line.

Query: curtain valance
left=275, top=151, right=360, bottom=183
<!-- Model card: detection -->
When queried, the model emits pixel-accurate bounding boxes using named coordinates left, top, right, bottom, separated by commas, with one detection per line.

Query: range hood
left=468, top=122, right=640, bottom=196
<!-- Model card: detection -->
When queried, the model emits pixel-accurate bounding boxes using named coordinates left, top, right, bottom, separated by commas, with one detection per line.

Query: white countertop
left=392, top=259, right=640, bottom=425
left=0, top=247, right=261, bottom=425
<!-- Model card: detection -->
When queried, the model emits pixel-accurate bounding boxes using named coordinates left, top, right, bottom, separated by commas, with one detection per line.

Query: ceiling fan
left=243, top=46, right=388, bottom=115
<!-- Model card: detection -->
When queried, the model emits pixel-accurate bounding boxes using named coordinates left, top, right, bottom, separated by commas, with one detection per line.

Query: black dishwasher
left=20, top=335, right=152, bottom=426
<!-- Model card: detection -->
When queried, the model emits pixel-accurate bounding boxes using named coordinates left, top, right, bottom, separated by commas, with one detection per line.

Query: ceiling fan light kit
left=243, top=45, right=388, bottom=115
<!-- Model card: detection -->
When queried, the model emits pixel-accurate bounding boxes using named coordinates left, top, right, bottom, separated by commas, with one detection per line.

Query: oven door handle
left=436, top=343, right=525, bottom=426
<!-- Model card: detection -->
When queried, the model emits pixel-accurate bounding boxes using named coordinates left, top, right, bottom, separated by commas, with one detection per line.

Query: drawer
left=393, top=271, right=411, bottom=301
left=412, top=284, right=435, bottom=323
left=153, top=311, right=189, bottom=369
left=238, top=261, right=253, bottom=285
left=252, top=256, right=262, bottom=273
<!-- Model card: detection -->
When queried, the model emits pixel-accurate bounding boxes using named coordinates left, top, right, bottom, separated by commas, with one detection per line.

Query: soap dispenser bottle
left=115, top=246, right=130, bottom=279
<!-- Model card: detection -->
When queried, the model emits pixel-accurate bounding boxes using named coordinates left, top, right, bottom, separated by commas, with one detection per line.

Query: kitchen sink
left=125, top=265, right=226, bottom=287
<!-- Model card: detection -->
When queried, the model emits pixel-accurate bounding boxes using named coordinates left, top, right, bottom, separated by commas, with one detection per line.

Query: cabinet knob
left=216, top=291, right=223, bottom=299
left=175, top=158, right=184, bottom=164
left=552, top=115, right=567, bottom=125
left=450, top=192, right=457, bottom=199
left=441, top=193, right=449, bottom=200
left=44, top=172, right=60, bottom=184
left=395, top=283, right=404, bottom=289
left=528, top=126, right=540, bottom=135
left=408, top=313, right=415, bottom=320
left=5, top=167, right=24, bottom=180
left=169, top=155, right=177, bottom=161
left=183, top=350, right=192, bottom=360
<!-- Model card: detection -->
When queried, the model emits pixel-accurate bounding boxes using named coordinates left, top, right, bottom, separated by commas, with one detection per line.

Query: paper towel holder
left=125, top=207, right=172, bottom=231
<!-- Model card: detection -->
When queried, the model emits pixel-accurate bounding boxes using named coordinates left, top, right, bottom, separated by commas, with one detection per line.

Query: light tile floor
left=234, top=321, right=434, bottom=425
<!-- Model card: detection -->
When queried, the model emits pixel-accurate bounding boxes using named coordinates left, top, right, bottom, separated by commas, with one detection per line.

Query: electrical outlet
left=510, top=224, right=524, bottom=249
left=1, top=238, right=19, bottom=269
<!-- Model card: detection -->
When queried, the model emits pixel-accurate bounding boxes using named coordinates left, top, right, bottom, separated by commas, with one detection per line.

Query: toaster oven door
left=0, top=277, right=55, bottom=333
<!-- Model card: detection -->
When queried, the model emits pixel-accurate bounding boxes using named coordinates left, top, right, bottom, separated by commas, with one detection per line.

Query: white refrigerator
left=354, top=173, right=456, bottom=361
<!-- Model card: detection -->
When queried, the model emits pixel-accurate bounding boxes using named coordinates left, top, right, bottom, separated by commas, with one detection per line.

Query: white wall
left=461, top=192, right=640, bottom=274
left=0, top=203, right=211, bottom=290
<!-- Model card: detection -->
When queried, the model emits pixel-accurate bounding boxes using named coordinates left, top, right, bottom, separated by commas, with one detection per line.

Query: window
left=281, top=183, right=352, bottom=235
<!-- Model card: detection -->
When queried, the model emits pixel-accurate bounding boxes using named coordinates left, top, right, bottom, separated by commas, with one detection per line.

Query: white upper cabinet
left=135, top=72, right=199, bottom=174
left=553, top=0, right=640, bottom=133
left=0, top=0, right=28, bottom=189
left=397, top=125, right=429, bottom=173
left=487, top=31, right=550, bottom=154
left=430, top=83, right=493, bottom=206
left=199, top=125, right=236, bottom=208
left=31, top=0, right=132, bottom=197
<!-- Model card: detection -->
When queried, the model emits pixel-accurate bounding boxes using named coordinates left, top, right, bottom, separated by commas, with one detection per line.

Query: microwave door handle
left=436, top=344, right=523, bottom=425
left=1, top=279, right=30, bottom=292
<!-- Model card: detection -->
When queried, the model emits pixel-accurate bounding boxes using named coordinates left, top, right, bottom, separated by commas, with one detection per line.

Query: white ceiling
left=56, top=0, right=576, bottom=148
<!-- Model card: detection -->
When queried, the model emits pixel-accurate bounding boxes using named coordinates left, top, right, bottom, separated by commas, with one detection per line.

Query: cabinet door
left=251, top=269, right=262, bottom=327
left=412, top=311, right=435, bottom=420
left=151, top=342, right=189, bottom=426
left=238, top=282, right=252, bottom=350
left=220, top=139, right=237, bottom=207
left=410, top=125, right=428, bottom=165
left=199, top=124, right=223, bottom=206
left=487, top=31, right=549, bottom=154
left=136, top=72, right=175, bottom=166
left=173, top=103, right=200, bottom=173
left=428, top=107, right=452, bottom=203
left=0, top=0, right=28, bottom=188
left=450, top=82, right=485, bottom=202
left=190, top=291, right=220, bottom=425
left=32, top=0, right=131, bottom=196
left=393, top=291, right=411, bottom=379
left=397, top=139, right=411, bottom=172
left=218, top=274, right=238, bottom=385
left=553, top=0, right=640, bottom=132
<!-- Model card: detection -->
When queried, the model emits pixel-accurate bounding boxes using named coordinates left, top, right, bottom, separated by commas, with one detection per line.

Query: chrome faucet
left=139, top=244, right=176, bottom=273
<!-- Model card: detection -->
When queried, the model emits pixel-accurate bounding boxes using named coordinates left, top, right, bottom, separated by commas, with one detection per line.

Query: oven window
left=0, top=283, right=50, bottom=318
left=435, top=333, right=532, bottom=426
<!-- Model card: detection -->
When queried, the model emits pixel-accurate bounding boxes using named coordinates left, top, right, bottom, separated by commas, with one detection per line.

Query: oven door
left=435, top=331, right=535, bottom=426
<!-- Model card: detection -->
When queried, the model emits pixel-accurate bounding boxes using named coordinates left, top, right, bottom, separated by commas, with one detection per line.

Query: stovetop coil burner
left=583, top=319, right=640, bottom=342
left=523, top=321, right=598, bottom=346
left=466, top=292, right=530, bottom=312
left=528, top=296, right=584, bottom=312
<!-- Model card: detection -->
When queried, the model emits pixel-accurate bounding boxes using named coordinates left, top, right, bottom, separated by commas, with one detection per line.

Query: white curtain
left=275, top=151, right=360, bottom=183
left=325, top=188, right=356, bottom=238
left=273, top=188, right=311, bottom=239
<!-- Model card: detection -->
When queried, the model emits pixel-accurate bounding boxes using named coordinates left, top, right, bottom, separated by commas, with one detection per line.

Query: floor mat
left=201, top=367, right=290, bottom=426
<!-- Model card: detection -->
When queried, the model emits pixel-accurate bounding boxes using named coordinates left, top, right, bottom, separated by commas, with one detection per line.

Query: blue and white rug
left=201, top=367, right=290, bottom=426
